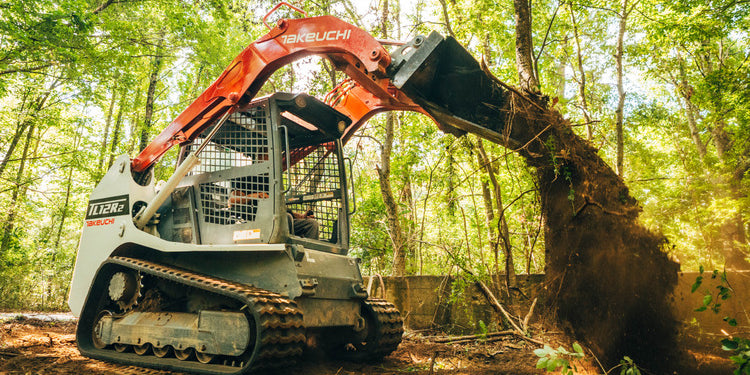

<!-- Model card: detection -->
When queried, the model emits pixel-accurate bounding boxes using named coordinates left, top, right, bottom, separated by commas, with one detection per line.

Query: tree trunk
left=438, top=0, right=456, bottom=38
left=375, top=1, right=410, bottom=277
left=615, top=0, right=628, bottom=177
left=711, top=118, right=731, bottom=161
left=380, top=0, right=389, bottom=36
left=54, top=127, right=82, bottom=251
left=475, top=139, right=517, bottom=291
left=127, top=94, right=143, bottom=156
left=568, top=4, right=593, bottom=140
left=378, top=112, right=408, bottom=276
left=139, top=36, right=165, bottom=152
left=401, top=171, right=417, bottom=271
left=107, top=93, right=126, bottom=170
left=0, top=122, right=29, bottom=180
left=98, top=87, right=117, bottom=175
left=675, top=53, right=707, bottom=160
left=0, top=80, right=58, bottom=178
left=556, top=41, right=567, bottom=100
left=479, top=168, right=502, bottom=293
left=513, top=0, right=539, bottom=91
left=0, top=122, right=36, bottom=255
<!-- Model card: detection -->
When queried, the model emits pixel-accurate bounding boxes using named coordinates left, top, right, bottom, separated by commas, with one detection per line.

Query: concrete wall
left=365, top=274, right=544, bottom=333
left=366, top=271, right=750, bottom=335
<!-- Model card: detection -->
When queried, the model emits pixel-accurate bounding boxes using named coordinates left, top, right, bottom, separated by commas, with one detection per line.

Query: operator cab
left=157, top=93, right=353, bottom=254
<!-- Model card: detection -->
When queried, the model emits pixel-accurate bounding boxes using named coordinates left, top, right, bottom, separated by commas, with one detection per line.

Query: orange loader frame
left=131, top=3, right=430, bottom=174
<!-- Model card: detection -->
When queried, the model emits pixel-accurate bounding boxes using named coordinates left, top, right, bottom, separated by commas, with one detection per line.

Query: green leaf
left=534, top=348, right=548, bottom=357
left=536, top=357, right=548, bottom=369
left=695, top=306, right=707, bottom=312
left=547, top=358, right=560, bottom=371
left=703, top=294, right=713, bottom=306
left=699, top=265, right=705, bottom=274
left=572, top=342, right=584, bottom=354
left=722, top=338, right=739, bottom=351
left=691, top=276, right=703, bottom=293
left=712, top=303, right=722, bottom=313
left=724, top=317, right=738, bottom=327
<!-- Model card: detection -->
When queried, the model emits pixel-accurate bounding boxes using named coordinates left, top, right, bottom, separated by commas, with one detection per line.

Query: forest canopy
left=0, top=0, right=747, bottom=310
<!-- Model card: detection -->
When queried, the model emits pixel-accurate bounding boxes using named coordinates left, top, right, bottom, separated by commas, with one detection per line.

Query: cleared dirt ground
left=0, top=315, right=565, bottom=375
left=0, top=315, right=733, bottom=375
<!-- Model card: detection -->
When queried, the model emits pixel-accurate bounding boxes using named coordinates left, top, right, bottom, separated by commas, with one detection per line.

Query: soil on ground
left=0, top=315, right=734, bottom=375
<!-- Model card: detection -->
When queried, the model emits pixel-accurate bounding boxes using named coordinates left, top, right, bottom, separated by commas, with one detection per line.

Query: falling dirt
left=460, top=75, right=686, bottom=372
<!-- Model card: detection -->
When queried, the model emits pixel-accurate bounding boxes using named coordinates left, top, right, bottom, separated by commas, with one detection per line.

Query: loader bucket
left=388, top=32, right=518, bottom=147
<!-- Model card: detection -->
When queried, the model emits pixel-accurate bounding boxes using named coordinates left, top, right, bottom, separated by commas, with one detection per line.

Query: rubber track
left=107, top=256, right=305, bottom=373
left=365, top=299, right=404, bottom=358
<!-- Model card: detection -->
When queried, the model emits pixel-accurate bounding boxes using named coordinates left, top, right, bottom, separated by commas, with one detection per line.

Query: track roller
left=152, top=345, right=171, bottom=358
left=134, top=343, right=151, bottom=355
left=175, top=348, right=194, bottom=361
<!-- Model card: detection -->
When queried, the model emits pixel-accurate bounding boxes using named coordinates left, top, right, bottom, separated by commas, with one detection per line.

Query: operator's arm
left=288, top=210, right=314, bottom=219
left=228, top=191, right=269, bottom=208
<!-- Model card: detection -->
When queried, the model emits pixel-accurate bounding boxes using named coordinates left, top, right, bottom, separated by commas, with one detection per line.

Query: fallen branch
left=476, top=280, right=523, bottom=332
left=431, top=241, right=547, bottom=346
left=477, top=280, right=546, bottom=345
left=439, top=335, right=512, bottom=345
left=428, top=330, right=515, bottom=343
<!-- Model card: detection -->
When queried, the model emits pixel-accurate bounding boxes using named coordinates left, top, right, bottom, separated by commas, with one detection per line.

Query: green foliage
left=720, top=338, right=750, bottom=374
left=618, top=356, right=642, bottom=375
left=693, top=267, right=750, bottom=374
left=533, top=343, right=585, bottom=374
left=693, top=268, right=732, bottom=313
left=477, top=320, right=488, bottom=341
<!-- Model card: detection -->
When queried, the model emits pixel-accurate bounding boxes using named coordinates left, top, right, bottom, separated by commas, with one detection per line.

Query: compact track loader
left=69, top=3, right=516, bottom=374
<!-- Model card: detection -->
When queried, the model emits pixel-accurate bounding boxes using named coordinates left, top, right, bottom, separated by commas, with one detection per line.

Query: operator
left=227, top=186, right=319, bottom=240
left=287, top=209, right=319, bottom=240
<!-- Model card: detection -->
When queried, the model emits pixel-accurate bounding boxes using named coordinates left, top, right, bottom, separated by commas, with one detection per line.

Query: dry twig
left=522, top=298, right=538, bottom=331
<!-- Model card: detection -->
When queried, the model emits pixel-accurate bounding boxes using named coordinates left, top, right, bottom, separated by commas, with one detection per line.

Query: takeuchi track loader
left=69, top=3, right=516, bottom=374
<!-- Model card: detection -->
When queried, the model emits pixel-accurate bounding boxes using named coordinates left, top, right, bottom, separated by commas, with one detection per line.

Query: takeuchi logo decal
left=86, top=218, right=115, bottom=227
left=280, top=29, right=352, bottom=44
